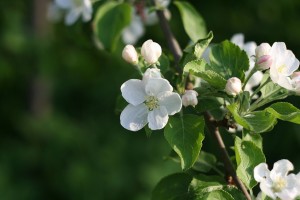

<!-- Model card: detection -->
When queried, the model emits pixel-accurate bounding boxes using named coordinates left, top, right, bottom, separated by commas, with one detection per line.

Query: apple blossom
left=142, top=68, right=162, bottom=83
left=225, top=77, right=242, bottom=96
left=120, top=69, right=182, bottom=131
left=182, top=90, right=198, bottom=107
left=269, top=42, right=299, bottom=90
left=254, top=159, right=300, bottom=200
left=141, top=40, right=162, bottom=64
left=54, top=0, right=93, bottom=25
left=255, top=43, right=272, bottom=70
left=122, top=45, right=138, bottom=64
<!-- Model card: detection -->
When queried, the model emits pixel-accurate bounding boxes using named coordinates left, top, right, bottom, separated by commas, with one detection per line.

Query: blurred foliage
left=0, top=0, right=300, bottom=199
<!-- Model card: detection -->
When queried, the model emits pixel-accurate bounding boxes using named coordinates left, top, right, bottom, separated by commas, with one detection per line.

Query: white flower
left=122, top=45, right=138, bottom=64
left=291, top=72, right=300, bottom=94
left=141, top=40, right=162, bottom=64
left=54, top=0, right=93, bottom=25
left=269, top=42, right=299, bottom=90
left=231, top=33, right=263, bottom=95
left=255, top=43, right=272, bottom=70
left=182, top=90, right=198, bottom=107
left=143, top=68, right=162, bottom=83
left=225, top=77, right=242, bottom=96
left=254, top=159, right=300, bottom=200
left=120, top=70, right=182, bottom=131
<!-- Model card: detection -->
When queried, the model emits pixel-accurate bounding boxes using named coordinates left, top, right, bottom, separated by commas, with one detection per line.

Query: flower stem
left=242, top=66, right=257, bottom=90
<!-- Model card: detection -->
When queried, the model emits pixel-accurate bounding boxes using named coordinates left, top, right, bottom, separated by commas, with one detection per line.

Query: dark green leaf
left=209, top=40, right=249, bottom=81
left=184, top=31, right=213, bottom=58
left=235, top=137, right=266, bottom=189
left=193, top=151, right=217, bottom=173
left=93, top=2, right=132, bottom=51
left=174, top=1, right=207, bottom=42
left=164, top=115, right=205, bottom=170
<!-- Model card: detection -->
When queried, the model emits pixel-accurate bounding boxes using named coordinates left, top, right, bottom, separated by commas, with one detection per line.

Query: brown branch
left=204, top=112, right=252, bottom=200
left=151, top=1, right=252, bottom=199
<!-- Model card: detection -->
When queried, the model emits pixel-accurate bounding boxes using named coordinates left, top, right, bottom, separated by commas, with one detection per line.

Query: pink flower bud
left=141, top=39, right=162, bottom=64
left=182, top=90, right=198, bottom=107
left=255, top=43, right=272, bottom=70
left=225, top=77, right=242, bottom=96
left=122, top=45, right=138, bottom=64
left=256, top=55, right=272, bottom=70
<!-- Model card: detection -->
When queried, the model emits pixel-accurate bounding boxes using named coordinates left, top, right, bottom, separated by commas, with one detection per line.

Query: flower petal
left=147, top=106, right=168, bottom=130
left=122, top=12, right=144, bottom=44
left=65, top=9, right=81, bottom=25
left=120, top=104, right=148, bottom=131
left=231, top=33, right=244, bottom=48
left=254, top=163, right=270, bottom=182
left=55, top=0, right=72, bottom=9
left=244, top=41, right=257, bottom=57
left=277, top=174, right=300, bottom=200
left=121, top=79, right=146, bottom=106
left=270, top=159, right=294, bottom=180
left=145, top=78, right=173, bottom=96
left=260, top=182, right=276, bottom=199
left=82, top=0, right=93, bottom=22
left=158, top=91, right=182, bottom=115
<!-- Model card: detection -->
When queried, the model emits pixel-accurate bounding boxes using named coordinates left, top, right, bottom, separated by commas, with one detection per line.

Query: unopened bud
left=141, top=39, right=162, bottom=64
left=182, top=90, right=198, bottom=107
left=255, top=43, right=272, bottom=70
left=225, top=77, right=242, bottom=96
left=122, top=45, right=138, bottom=64
left=256, top=55, right=272, bottom=70
left=143, top=68, right=162, bottom=83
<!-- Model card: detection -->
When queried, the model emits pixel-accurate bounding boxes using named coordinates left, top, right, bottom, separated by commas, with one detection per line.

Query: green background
left=0, top=0, right=300, bottom=199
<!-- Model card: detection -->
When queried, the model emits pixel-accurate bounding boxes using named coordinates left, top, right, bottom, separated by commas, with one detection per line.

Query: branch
left=151, top=1, right=252, bottom=200
left=204, top=112, right=252, bottom=200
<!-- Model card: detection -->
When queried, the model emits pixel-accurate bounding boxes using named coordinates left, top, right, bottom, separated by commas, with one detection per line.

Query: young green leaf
left=235, top=137, right=266, bottom=189
left=164, top=114, right=205, bottom=170
left=227, top=103, right=277, bottom=133
left=174, top=1, right=207, bottom=42
left=209, top=40, right=249, bottom=81
left=184, top=59, right=227, bottom=89
left=265, top=102, right=300, bottom=124
left=93, top=2, right=132, bottom=51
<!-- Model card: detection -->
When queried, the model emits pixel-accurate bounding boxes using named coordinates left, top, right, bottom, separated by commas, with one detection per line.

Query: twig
left=204, top=112, right=252, bottom=200
left=151, top=1, right=252, bottom=199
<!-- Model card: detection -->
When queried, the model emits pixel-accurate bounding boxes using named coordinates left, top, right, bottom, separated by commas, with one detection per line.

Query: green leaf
left=265, top=102, right=300, bottom=124
left=164, top=114, right=205, bottom=170
left=209, top=40, right=249, bottom=81
left=157, top=53, right=170, bottom=74
left=242, top=129, right=263, bottom=149
left=93, top=2, right=132, bottom=51
left=152, top=173, right=193, bottom=200
left=195, top=97, right=223, bottom=113
left=184, top=59, right=227, bottom=89
left=174, top=1, right=207, bottom=42
left=184, top=31, right=213, bottom=58
left=193, top=151, right=217, bottom=173
left=235, top=137, right=266, bottom=189
left=227, top=103, right=277, bottom=133
left=152, top=173, right=243, bottom=200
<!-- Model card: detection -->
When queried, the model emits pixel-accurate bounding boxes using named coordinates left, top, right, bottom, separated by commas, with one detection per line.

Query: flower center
left=271, top=177, right=287, bottom=193
left=144, top=96, right=159, bottom=111
left=278, top=65, right=286, bottom=74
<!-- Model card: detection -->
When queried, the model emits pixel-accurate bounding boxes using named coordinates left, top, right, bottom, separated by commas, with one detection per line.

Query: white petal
left=120, top=104, right=148, bottom=131
left=144, top=8, right=159, bottom=26
left=281, top=50, right=299, bottom=76
left=121, top=79, right=146, bottom=106
left=270, top=64, right=280, bottom=84
left=231, top=33, right=244, bottom=48
left=158, top=91, right=182, bottom=115
left=278, top=174, right=300, bottom=199
left=254, top=163, right=270, bottom=182
left=271, top=42, right=287, bottom=58
left=82, top=2, right=93, bottom=22
left=260, top=182, right=277, bottom=199
left=277, top=75, right=293, bottom=90
left=65, top=9, right=81, bottom=25
left=244, top=41, right=257, bottom=57
left=55, top=0, right=72, bottom=9
left=276, top=189, right=294, bottom=200
left=145, top=78, right=172, bottom=96
left=147, top=106, right=168, bottom=130
left=122, top=11, right=145, bottom=44
left=270, top=159, right=294, bottom=180
left=246, top=71, right=263, bottom=88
